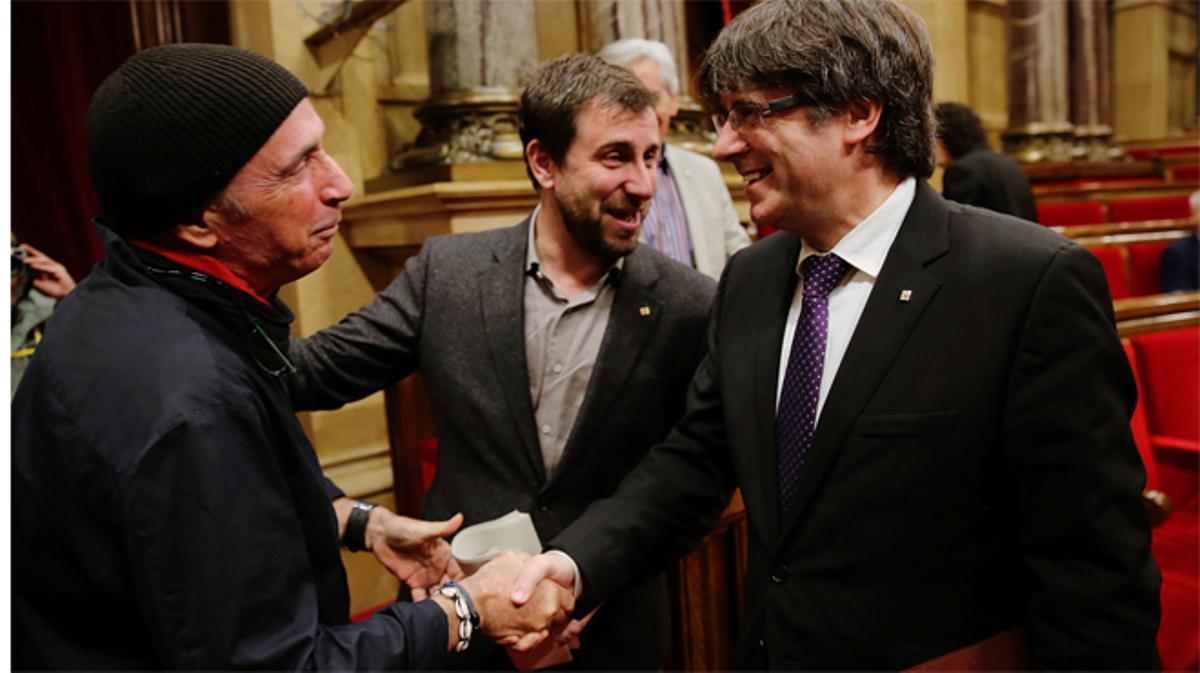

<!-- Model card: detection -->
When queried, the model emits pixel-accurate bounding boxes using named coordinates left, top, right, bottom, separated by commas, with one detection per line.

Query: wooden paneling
left=666, top=493, right=748, bottom=671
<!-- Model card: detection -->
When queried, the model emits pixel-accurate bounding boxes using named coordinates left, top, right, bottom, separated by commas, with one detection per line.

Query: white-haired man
left=598, top=37, right=750, bottom=279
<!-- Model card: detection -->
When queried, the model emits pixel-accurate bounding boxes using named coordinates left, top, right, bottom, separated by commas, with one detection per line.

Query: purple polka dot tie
left=777, top=253, right=851, bottom=514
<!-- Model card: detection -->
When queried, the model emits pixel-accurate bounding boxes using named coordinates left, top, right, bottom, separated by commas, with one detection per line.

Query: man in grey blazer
left=287, top=54, right=715, bottom=669
left=597, top=38, right=750, bottom=280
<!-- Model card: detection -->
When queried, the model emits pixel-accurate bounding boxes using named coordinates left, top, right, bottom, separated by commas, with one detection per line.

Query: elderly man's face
left=208, top=99, right=353, bottom=295
left=712, top=87, right=844, bottom=233
left=549, top=102, right=660, bottom=262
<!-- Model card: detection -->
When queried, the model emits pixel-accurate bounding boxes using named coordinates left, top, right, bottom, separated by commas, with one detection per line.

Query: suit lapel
left=748, top=233, right=803, bottom=536
left=776, top=183, right=951, bottom=546
left=550, top=248, right=662, bottom=487
left=479, top=217, right=546, bottom=482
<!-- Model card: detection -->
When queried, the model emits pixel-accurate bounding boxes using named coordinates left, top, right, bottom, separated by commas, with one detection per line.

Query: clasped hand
left=361, top=509, right=578, bottom=651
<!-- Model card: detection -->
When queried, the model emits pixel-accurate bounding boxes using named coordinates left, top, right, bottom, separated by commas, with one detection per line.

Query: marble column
left=1003, top=0, right=1074, bottom=162
left=398, top=0, right=537, bottom=168
left=1069, top=0, right=1117, bottom=161
left=579, top=0, right=711, bottom=150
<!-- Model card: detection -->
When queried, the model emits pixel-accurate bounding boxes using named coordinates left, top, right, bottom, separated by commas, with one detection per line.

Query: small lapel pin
left=639, top=306, right=652, bottom=317
left=899, top=289, right=913, bottom=302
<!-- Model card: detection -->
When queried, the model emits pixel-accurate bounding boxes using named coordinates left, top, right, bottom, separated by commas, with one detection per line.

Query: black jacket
left=943, top=147, right=1039, bottom=223
left=12, top=228, right=448, bottom=669
left=554, top=183, right=1159, bottom=669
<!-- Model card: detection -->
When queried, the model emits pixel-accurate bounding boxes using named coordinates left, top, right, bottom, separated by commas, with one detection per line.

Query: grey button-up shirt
left=524, top=207, right=623, bottom=478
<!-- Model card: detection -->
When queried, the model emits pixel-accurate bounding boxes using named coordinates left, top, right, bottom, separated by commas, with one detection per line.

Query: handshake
left=358, top=505, right=584, bottom=656
left=435, top=551, right=582, bottom=655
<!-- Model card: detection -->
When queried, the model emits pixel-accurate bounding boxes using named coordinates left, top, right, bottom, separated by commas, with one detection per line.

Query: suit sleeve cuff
left=544, top=549, right=583, bottom=598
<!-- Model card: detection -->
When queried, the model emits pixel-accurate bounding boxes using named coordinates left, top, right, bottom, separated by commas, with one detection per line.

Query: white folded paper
left=450, top=510, right=542, bottom=574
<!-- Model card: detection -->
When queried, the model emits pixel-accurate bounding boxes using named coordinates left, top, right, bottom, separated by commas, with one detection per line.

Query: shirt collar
left=797, top=177, right=916, bottom=280
left=525, top=203, right=625, bottom=280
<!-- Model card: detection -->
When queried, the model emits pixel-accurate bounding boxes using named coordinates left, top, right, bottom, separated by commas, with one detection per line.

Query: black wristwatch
left=344, top=501, right=377, bottom=552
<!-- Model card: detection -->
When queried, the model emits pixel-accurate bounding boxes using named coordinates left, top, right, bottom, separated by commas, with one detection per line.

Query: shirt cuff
left=544, top=549, right=583, bottom=598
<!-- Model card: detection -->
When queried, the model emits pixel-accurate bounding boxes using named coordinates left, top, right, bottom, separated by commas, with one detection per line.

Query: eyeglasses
left=245, top=312, right=298, bottom=378
left=711, top=94, right=809, bottom=131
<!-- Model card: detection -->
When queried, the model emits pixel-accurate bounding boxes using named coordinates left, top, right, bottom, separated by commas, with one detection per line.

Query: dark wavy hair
left=935, top=102, right=990, bottom=160
left=696, top=0, right=936, bottom=179
left=518, top=54, right=656, bottom=190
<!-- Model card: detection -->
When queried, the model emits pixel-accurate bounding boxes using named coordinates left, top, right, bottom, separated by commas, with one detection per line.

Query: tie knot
left=801, top=253, right=850, bottom=298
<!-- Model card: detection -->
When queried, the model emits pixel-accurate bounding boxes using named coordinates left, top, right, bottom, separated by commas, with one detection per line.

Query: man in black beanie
left=12, top=43, right=571, bottom=670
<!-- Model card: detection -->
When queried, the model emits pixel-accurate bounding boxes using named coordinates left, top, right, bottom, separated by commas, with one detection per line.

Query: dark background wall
left=11, top=0, right=229, bottom=281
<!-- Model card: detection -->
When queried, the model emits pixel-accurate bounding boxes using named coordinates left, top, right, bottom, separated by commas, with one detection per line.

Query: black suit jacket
left=553, top=182, right=1160, bottom=669
left=288, top=218, right=716, bottom=668
left=943, top=147, right=1039, bottom=223
left=1160, top=232, right=1199, bottom=292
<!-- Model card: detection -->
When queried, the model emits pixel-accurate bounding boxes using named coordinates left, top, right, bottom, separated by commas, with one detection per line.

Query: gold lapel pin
left=899, top=289, right=913, bottom=302
left=639, top=306, right=652, bottom=317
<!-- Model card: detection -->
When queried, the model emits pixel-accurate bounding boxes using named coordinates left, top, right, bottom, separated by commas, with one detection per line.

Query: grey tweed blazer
left=287, top=216, right=715, bottom=667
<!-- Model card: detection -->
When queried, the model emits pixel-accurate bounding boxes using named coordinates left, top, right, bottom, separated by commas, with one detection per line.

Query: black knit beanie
left=86, top=43, right=309, bottom=238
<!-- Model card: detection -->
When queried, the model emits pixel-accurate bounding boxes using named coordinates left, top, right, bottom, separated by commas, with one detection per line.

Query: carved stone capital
left=1072, top=124, right=1123, bottom=162
left=1002, top=121, right=1076, bottom=163
left=394, top=88, right=523, bottom=169
left=669, top=101, right=717, bottom=155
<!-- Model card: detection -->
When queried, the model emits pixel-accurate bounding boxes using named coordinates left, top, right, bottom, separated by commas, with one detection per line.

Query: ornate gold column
left=396, top=0, right=537, bottom=169
left=1069, top=0, right=1117, bottom=160
left=1003, top=0, right=1074, bottom=162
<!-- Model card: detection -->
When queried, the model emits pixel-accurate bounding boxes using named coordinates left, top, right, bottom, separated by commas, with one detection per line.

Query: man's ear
left=171, top=207, right=223, bottom=250
left=843, top=98, right=884, bottom=147
left=526, top=139, right=557, bottom=191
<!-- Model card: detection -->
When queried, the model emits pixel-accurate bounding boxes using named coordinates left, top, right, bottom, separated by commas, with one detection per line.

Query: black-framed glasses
left=712, top=94, right=809, bottom=131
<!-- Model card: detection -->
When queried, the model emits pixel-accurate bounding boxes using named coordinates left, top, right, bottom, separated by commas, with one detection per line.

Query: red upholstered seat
left=1125, top=148, right=1156, bottom=161
left=417, top=436, right=439, bottom=493
left=1107, top=196, right=1192, bottom=223
left=1122, top=340, right=1162, bottom=494
left=1128, top=328, right=1200, bottom=672
left=1133, top=327, right=1200, bottom=445
left=1126, top=241, right=1170, bottom=296
left=1087, top=246, right=1130, bottom=299
left=1036, top=200, right=1106, bottom=227
left=1169, top=164, right=1199, bottom=183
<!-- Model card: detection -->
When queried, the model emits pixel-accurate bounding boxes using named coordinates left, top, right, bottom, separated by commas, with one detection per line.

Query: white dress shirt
left=776, top=177, right=916, bottom=423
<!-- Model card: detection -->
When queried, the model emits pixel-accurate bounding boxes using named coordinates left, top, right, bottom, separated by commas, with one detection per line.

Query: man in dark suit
left=935, top=101, right=1039, bottom=222
left=1159, top=190, right=1199, bottom=292
left=287, top=54, right=715, bottom=669
left=513, top=0, right=1160, bottom=669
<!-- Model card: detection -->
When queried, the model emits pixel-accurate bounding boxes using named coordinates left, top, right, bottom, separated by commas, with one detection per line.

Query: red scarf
left=129, top=239, right=272, bottom=306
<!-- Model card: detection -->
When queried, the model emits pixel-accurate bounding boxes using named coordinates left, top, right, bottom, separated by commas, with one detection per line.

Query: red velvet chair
left=1107, top=196, right=1192, bottom=223
left=1122, top=340, right=1166, bottom=503
left=1130, top=327, right=1200, bottom=672
left=417, top=436, right=439, bottom=493
left=1126, top=241, right=1171, bottom=297
left=1169, top=163, right=1200, bottom=183
left=1087, top=246, right=1130, bottom=300
left=1036, top=200, right=1107, bottom=227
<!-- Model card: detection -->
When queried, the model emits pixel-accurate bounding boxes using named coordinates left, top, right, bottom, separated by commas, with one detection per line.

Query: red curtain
left=12, top=1, right=137, bottom=281
left=12, top=1, right=231, bottom=283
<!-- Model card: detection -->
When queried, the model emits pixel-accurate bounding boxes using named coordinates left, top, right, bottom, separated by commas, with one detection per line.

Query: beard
left=554, top=189, right=647, bottom=264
